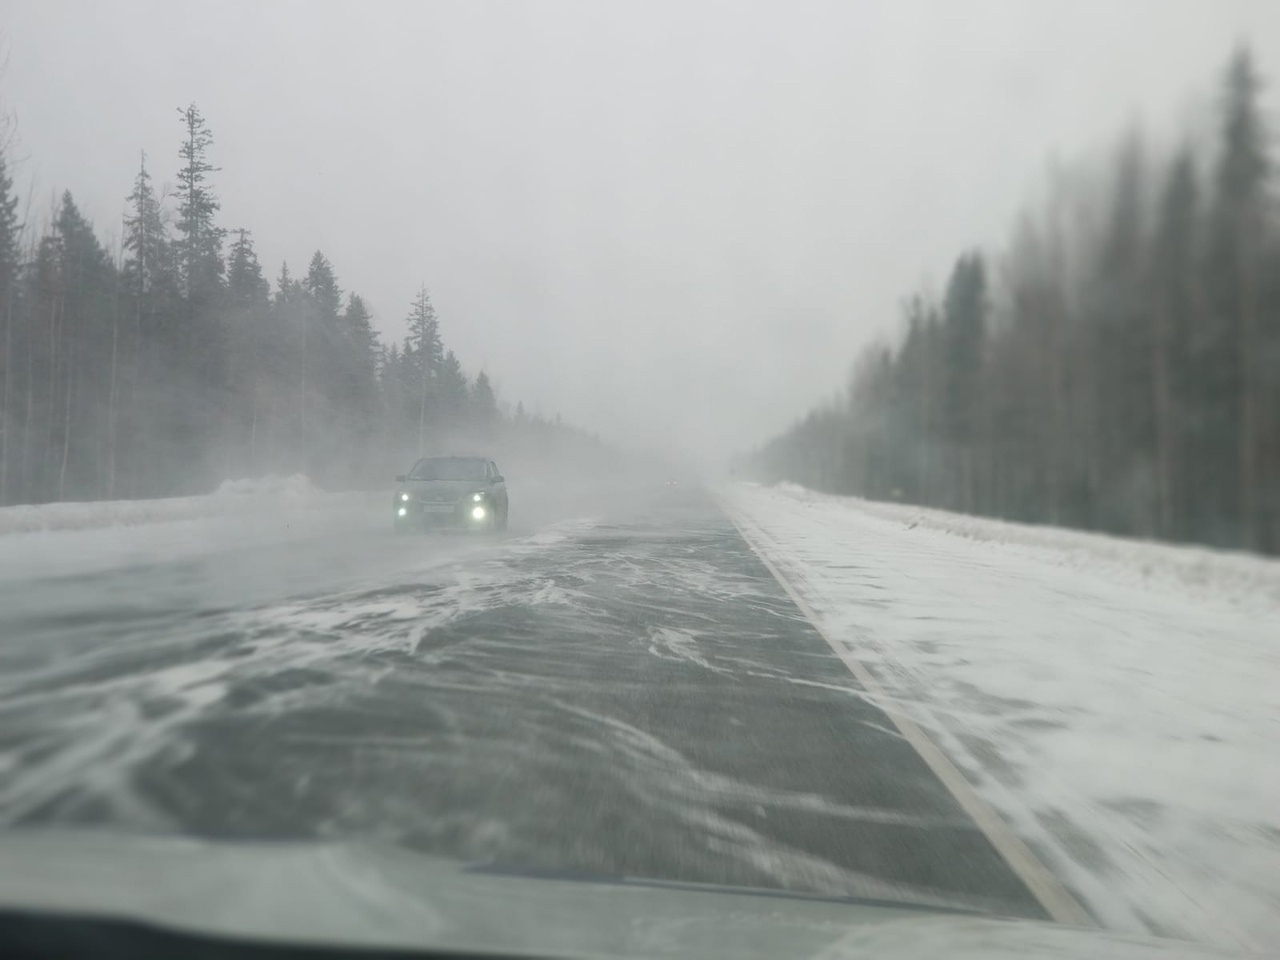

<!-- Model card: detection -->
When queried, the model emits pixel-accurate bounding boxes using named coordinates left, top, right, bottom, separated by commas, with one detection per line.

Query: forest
left=748, top=48, right=1280, bottom=556
left=0, top=103, right=601, bottom=506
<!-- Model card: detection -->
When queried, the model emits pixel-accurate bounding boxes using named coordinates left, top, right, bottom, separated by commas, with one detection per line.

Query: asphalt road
left=0, top=482, right=1046, bottom=920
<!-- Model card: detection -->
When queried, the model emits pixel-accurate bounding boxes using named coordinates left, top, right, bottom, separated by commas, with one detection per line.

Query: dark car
left=393, top=456, right=509, bottom=533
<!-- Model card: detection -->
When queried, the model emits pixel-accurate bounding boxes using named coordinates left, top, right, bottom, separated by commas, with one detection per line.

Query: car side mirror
left=493, top=475, right=504, bottom=484
left=395, top=475, right=406, bottom=483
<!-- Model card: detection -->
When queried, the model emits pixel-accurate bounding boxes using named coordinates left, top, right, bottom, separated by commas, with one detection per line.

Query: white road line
left=719, top=497, right=1096, bottom=928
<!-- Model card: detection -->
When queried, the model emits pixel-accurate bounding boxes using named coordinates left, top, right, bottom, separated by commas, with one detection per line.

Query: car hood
left=0, top=831, right=1250, bottom=960
left=401, top=479, right=487, bottom=500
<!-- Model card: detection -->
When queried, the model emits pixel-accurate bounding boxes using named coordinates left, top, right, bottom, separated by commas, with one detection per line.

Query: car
left=392, top=455, right=509, bottom=533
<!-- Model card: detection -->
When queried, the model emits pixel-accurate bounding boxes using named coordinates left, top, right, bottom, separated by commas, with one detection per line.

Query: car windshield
left=409, top=458, right=487, bottom=481
left=2, top=4, right=1278, bottom=960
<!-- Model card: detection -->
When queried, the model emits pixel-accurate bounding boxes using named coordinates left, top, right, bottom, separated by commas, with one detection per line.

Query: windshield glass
left=409, top=458, right=487, bottom=481
left=0, top=4, right=1276, bottom=959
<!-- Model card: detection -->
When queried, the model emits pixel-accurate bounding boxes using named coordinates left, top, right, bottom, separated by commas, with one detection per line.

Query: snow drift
left=770, top=482, right=1280, bottom=616
left=0, top=475, right=332, bottom=536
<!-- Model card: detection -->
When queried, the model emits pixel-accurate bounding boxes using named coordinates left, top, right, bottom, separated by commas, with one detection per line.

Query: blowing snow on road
left=2, top=477, right=1276, bottom=952
left=0, top=479, right=1050, bottom=921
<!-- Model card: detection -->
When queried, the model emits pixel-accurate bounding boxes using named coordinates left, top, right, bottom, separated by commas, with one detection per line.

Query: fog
left=4, top=6, right=1280, bottom=946
left=3, top=0, right=1280, bottom=466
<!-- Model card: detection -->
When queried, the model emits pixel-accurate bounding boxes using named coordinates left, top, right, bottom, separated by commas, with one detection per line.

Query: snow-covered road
left=725, top=482, right=1280, bottom=954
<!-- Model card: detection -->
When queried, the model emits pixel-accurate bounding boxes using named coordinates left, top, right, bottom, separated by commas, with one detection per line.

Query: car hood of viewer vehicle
left=0, top=831, right=1251, bottom=960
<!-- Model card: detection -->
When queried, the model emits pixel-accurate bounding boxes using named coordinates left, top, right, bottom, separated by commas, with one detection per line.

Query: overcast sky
left=3, top=0, right=1279, bottom=463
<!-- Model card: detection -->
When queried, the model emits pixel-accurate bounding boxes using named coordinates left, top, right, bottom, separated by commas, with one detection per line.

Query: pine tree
left=940, top=253, right=987, bottom=511
left=269, top=260, right=311, bottom=467
left=175, top=104, right=225, bottom=307
left=471, top=370, right=499, bottom=432
left=438, top=349, right=470, bottom=429
left=227, top=229, right=268, bottom=310
left=174, top=104, right=227, bottom=481
left=48, top=194, right=114, bottom=499
left=302, top=252, right=342, bottom=392
left=224, top=230, right=270, bottom=471
left=377, top=342, right=405, bottom=445
left=893, top=295, right=943, bottom=503
left=1150, top=148, right=1201, bottom=540
left=275, top=261, right=297, bottom=305
left=297, top=251, right=346, bottom=475
left=342, top=293, right=377, bottom=367
left=405, top=285, right=442, bottom=452
left=339, top=292, right=379, bottom=451
left=1090, top=131, right=1152, bottom=534
left=123, top=153, right=170, bottom=306
left=303, top=251, right=342, bottom=325
left=121, top=151, right=182, bottom=495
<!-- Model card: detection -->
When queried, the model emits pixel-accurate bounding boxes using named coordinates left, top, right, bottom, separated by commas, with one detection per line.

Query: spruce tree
left=175, top=104, right=226, bottom=307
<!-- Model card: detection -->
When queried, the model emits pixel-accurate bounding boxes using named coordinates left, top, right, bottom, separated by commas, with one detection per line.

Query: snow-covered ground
left=0, top=473, right=593, bottom=606
left=0, top=475, right=335, bottom=536
left=724, top=482, right=1280, bottom=955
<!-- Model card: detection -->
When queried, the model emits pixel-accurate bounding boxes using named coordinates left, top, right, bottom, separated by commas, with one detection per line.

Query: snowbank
left=725, top=481, right=1280, bottom=954
left=211, top=474, right=323, bottom=499
left=0, top=475, right=330, bottom=536
left=769, top=482, right=1280, bottom=617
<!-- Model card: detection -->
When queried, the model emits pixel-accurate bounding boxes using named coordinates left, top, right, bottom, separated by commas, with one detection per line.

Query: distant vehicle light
left=472, top=493, right=484, bottom=502
left=399, top=493, right=410, bottom=502
left=471, top=506, right=486, bottom=521
left=397, top=507, right=407, bottom=517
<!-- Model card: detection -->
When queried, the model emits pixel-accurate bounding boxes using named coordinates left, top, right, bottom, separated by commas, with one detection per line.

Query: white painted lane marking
left=720, top=498, right=1096, bottom=928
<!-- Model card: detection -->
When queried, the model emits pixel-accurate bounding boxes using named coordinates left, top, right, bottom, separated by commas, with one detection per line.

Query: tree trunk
left=106, top=288, right=121, bottom=499
left=419, top=365, right=428, bottom=456
left=45, top=296, right=61, bottom=493
left=299, top=319, right=307, bottom=466
left=921, top=331, right=936, bottom=505
left=249, top=375, right=259, bottom=470
left=58, top=335, right=74, bottom=501
left=130, top=293, right=145, bottom=497
left=1046, top=296, right=1065, bottom=527
left=0, top=282, right=11, bottom=505
left=21, top=303, right=33, bottom=502
left=131, top=197, right=149, bottom=498
left=1238, top=241, right=1259, bottom=550
left=1151, top=286, right=1176, bottom=539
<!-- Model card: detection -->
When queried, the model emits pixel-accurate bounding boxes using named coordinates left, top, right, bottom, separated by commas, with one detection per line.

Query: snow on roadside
left=0, top=474, right=338, bottom=536
left=725, top=482, right=1280, bottom=954
left=770, top=482, right=1280, bottom=617
left=210, top=474, right=323, bottom=499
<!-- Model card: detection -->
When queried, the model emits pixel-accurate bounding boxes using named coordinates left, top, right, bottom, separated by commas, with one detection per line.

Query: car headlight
left=471, top=492, right=484, bottom=502
left=399, top=492, right=410, bottom=502
left=471, top=506, right=486, bottom=520
left=397, top=507, right=407, bottom=517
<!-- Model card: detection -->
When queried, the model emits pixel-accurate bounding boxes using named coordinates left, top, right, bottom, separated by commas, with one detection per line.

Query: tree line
left=748, top=48, right=1280, bottom=555
left=0, top=103, right=598, bottom=505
